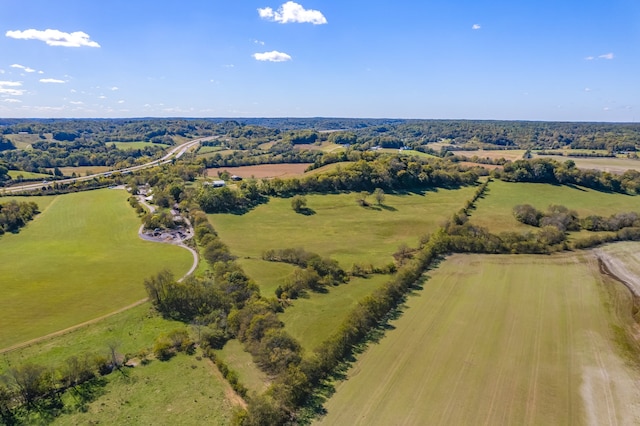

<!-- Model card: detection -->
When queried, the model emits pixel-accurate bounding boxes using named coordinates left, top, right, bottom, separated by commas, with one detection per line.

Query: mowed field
left=0, top=189, right=192, bottom=349
left=318, top=252, right=640, bottom=426
left=210, top=187, right=477, bottom=269
left=470, top=180, right=640, bottom=234
left=536, top=154, right=640, bottom=174
left=280, top=274, right=391, bottom=351
left=207, top=163, right=312, bottom=179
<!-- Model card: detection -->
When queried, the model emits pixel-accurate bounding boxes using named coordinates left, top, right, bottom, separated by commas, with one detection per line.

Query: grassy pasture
left=0, top=189, right=192, bottom=349
left=106, top=141, right=170, bottom=150
left=6, top=170, right=51, bottom=180
left=54, top=353, right=237, bottom=426
left=318, top=253, right=640, bottom=425
left=53, top=165, right=112, bottom=176
left=303, top=162, right=355, bottom=176
left=5, top=133, right=43, bottom=149
left=280, top=274, right=391, bottom=351
left=207, top=163, right=313, bottom=179
left=536, top=154, right=640, bottom=174
left=216, top=339, right=271, bottom=395
left=454, top=149, right=528, bottom=161
left=210, top=187, right=476, bottom=268
left=470, top=180, right=640, bottom=234
left=237, top=258, right=296, bottom=296
left=0, top=304, right=184, bottom=372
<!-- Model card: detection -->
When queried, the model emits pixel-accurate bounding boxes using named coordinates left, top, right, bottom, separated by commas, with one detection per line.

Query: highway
left=1, top=136, right=211, bottom=194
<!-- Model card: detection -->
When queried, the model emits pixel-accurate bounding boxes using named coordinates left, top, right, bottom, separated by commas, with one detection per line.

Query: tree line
left=0, top=200, right=39, bottom=235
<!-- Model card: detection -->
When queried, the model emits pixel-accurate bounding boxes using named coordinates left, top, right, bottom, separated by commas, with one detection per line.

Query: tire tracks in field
left=524, top=278, right=547, bottom=425
left=356, top=270, right=460, bottom=424
left=587, top=330, right=619, bottom=426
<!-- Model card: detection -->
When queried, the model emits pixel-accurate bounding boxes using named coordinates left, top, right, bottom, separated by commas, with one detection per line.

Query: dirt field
left=207, top=163, right=312, bottom=179
left=317, top=252, right=640, bottom=425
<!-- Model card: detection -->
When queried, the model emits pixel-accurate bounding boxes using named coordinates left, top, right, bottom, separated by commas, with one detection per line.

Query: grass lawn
left=318, top=252, right=640, bottom=425
left=237, top=258, right=296, bottom=297
left=280, top=274, right=391, bottom=352
left=0, top=303, right=185, bottom=373
left=470, top=180, right=640, bottom=234
left=536, top=155, right=640, bottom=174
left=53, top=353, right=238, bottom=426
left=6, top=170, right=52, bottom=180
left=210, top=187, right=476, bottom=269
left=107, top=141, right=170, bottom=150
left=55, top=165, right=112, bottom=176
left=215, top=339, right=271, bottom=395
left=0, top=189, right=192, bottom=349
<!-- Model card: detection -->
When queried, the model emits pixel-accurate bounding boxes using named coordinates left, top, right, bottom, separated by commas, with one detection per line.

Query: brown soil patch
left=207, top=163, right=312, bottom=179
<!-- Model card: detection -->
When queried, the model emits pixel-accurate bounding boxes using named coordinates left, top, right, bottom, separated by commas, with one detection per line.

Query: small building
left=205, top=180, right=226, bottom=187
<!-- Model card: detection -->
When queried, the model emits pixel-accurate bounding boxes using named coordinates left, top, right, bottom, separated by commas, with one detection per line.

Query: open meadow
left=536, top=154, right=640, bottom=174
left=280, top=274, right=391, bottom=351
left=318, top=252, right=640, bottom=426
left=210, top=187, right=477, bottom=269
left=470, top=180, right=640, bottom=234
left=207, top=163, right=312, bottom=179
left=106, top=141, right=170, bottom=150
left=53, top=353, right=238, bottom=426
left=0, top=189, right=192, bottom=349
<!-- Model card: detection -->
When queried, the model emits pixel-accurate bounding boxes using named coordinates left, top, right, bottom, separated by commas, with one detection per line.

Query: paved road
left=1, top=136, right=212, bottom=194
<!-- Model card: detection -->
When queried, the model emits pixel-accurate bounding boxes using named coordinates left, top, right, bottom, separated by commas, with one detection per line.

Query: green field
left=237, top=258, right=296, bottom=296
left=0, top=304, right=184, bottom=372
left=54, top=353, right=237, bottom=426
left=211, top=188, right=476, bottom=268
left=470, top=180, right=640, bottom=234
left=280, top=274, right=391, bottom=351
left=318, top=252, right=640, bottom=425
left=537, top=154, right=640, bottom=174
left=107, top=141, right=170, bottom=150
left=216, top=339, right=271, bottom=395
left=6, top=170, right=52, bottom=180
left=0, top=189, right=192, bottom=349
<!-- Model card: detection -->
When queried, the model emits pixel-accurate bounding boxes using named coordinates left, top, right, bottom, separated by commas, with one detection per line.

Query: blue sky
left=1, top=0, right=639, bottom=121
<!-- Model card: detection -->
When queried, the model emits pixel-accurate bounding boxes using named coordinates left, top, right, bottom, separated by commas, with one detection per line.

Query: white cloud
left=254, top=39, right=265, bottom=45
left=253, top=51, right=292, bottom=62
left=110, top=86, right=119, bottom=91
left=258, top=2, right=327, bottom=24
left=0, top=80, right=24, bottom=96
left=11, top=64, right=36, bottom=73
left=0, top=69, right=4, bottom=74
left=6, top=29, right=100, bottom=47
left=98, top=95, right=107, bottom=99
left=585, top=53, right=614, bottom=61
left=40, top=78, right=65, bottom=84
left=3, top=98, right=22, bottom=103
left=603, top=107, right=610, bottom=111
left=118, top=100, right=125, bottom=104
left=472, top=24, right=481, bottom=30
left=584, top=87, right=592, bottom=92
left=69, top=101, right=84, bottom=105
left=223, top=64, right=235, bottom=68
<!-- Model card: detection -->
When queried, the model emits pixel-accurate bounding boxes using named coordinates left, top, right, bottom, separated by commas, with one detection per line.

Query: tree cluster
left=0, top=200, right=39, bottom=235
left=495, top=158, right=640, bottom=194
